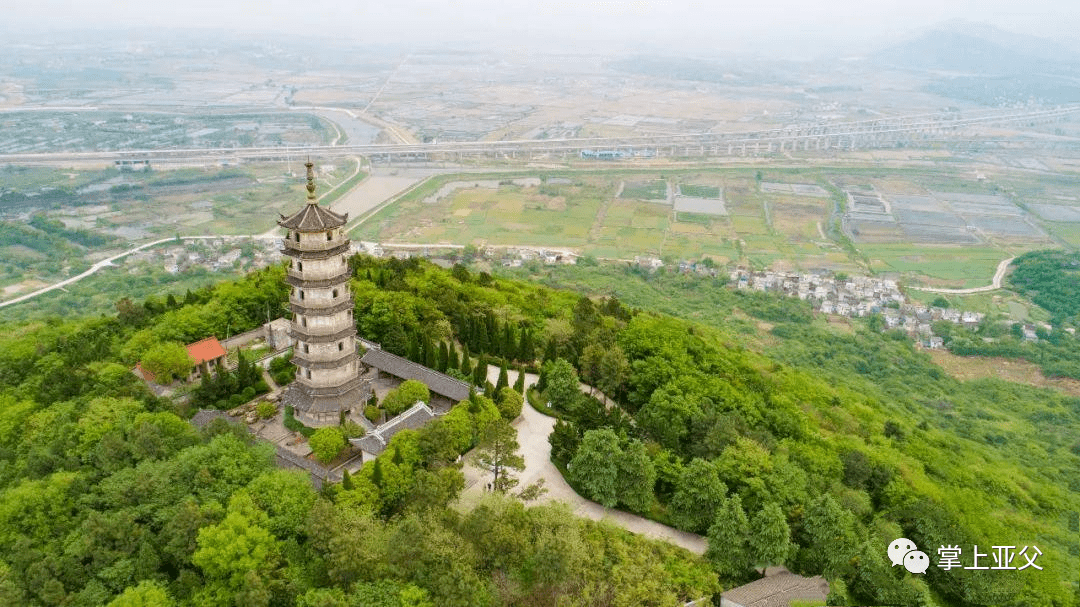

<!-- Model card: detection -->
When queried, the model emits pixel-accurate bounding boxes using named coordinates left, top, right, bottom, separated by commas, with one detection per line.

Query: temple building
left=278, top=162, right=370, bottom=426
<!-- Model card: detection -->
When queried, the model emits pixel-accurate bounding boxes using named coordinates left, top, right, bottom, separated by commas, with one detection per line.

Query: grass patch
left=621, top=180, right=667, bottom=200
left=284, top=405, right=316, bottom=437
left=678, top=184, right=720, bottom=198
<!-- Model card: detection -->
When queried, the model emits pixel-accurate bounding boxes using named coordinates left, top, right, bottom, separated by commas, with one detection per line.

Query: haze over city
left=6, top=0, right=1080, bottom=57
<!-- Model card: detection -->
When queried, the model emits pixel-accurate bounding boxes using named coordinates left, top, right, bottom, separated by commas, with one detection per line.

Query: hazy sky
left=8, top=0, right=1078, bottom=56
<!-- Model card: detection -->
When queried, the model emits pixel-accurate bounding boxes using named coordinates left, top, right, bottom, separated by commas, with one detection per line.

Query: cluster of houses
left=124, top=237, right=283, bottom=275
left=727, top=268, right=992, bottom=349
left=730, top=268, right=905, bottom=314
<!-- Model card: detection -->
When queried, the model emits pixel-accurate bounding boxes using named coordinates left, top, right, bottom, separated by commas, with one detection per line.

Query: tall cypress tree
left=476, top=315, right=490, bottom=354
left=448, top=342, right=460, bottom=371
left=437, top=342, right=449, bottom=373
left=461, top=345, right=473, bottom=377
left=473, top=355, right=487, bottom=387
left=372, top=458, right=384, bottom=488
left=407, top=332, right=421, bottom=363
left=513, top=369, right=525, bottom=393
left=519, top=327, right=535, bottom=363
left=502, top=323, right=515, bottom=360
left=543, top=338, right=557, bottom=363
left=422, top=334, right=436, bottom=369
left=496, top=362, right=509, bottom=394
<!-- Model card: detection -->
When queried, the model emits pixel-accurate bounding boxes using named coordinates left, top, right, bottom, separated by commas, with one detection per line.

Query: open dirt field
left=928, top=350, right=1080, bottom=397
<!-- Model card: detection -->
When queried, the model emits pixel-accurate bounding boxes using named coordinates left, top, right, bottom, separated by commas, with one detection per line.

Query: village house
left=186, top=336, right=228, bottom=381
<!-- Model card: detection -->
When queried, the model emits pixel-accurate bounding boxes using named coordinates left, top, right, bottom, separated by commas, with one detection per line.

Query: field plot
left=619, top=180, right=669, bottom=202
left=0, top=110, right=332, bottom=154
left=673, top=185, right=727, bottom=218
left=1030, top=204, right=1080, bottom=222
left=861, top=243, right=1010, bottom=287
left=760, top=182, right=829, bottom=197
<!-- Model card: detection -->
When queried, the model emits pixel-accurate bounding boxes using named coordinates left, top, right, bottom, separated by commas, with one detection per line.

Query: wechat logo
left=888, top=537, right=930, bottom=574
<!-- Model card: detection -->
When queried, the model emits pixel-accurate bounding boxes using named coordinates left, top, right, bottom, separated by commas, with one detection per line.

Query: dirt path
left=459, top=367, right=707, bottom=555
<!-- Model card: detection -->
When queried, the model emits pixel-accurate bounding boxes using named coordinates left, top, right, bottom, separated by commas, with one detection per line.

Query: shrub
left=309, top=426, right=346, bottom=464
left=284, top=406, right=315, bottom=437
left=256, top=401, right=276, bottom=419
left=365, top=405, right=382, bottom=424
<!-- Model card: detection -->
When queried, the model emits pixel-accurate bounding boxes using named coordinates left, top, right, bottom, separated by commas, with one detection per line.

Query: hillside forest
left=0, top=255, right=1075, bottom=606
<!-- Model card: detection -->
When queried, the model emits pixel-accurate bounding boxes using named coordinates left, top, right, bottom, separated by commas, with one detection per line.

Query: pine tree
left=461, top=347, right=473, bottom=377
left=513, top=369, right=525, bottom=393
left=473, top=355, right=487, bottom=387
left=496, top=362, right=509, bottom=394
left=342, top=469, right=355, bottom=490
left=518, top=327, right=535, bottom=363
left=749, top=502, right=792, bottom=575
left=706, top=495, right=754, bottom=576
left=437, top=342, right=449, bottom=373
left=392, top=445, right=404, bottom=465
left=502, top=323, right=515, bottom=360
left=383, top=323, right=409, bottom=356
left=422, top=334, right=436, bottom=369
left=543, top=338, right=557, bottom=363
left=476, top=315, right=490, bottom=354
left=407, top=333, right=421, bottom=363
left=372, top=458, right=384, bottom=488
left=448, top=342, right=460, bottom=371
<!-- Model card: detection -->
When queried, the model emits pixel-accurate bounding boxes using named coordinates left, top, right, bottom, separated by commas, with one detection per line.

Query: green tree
left=471, top=419, right=525, bottom=493
left=192, top=509, right=279, bottom=607
left=706, top=494, right=753, bottom=577
left=107, top=581, right=175, bottom=607
left=310, top=426, right=346, bottom=464
left=139, top=341, right=193, bottom=384
left=496, top=386, right=524, bottom=421
left=495, top=362, right=509, bottom=394
left=382, top=379, right=431, bottom=416
left=579, top=342, right=630, bottom=402
left=512, top=369, right=525, bottom=393
left=669, top=458, right=728, bottom=534
left=616, top=438, right=655, bottom=514
left=749, top=502, right=792, bottom=575
left=543, top=358, right=580, bottom=413
left=799, top=493, right=860, bottom=577
left=568, top=428, right=621, bottom=507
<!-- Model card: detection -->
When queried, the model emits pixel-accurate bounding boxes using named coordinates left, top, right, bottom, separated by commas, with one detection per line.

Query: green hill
left=0, top=256, right=1075, bottom=606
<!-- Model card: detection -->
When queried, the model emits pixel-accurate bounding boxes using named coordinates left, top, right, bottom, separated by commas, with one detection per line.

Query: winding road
left=459, top=367, right=707, bottom=555
left=0, top=234, right=277, bottom=309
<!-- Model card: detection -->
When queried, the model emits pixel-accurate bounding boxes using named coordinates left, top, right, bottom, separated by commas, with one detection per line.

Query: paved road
left=0, top=234, right=275, bottom=309
left=908, top=256, right=1014, bottom=294
left=461, top=367, right=707, bottom=555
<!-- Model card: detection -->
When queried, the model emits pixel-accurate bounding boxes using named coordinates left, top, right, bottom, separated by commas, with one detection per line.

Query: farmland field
left=351, top=165, right=1080, bottom=282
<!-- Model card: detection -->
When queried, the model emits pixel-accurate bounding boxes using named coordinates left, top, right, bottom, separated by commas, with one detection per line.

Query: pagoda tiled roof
left=278, top=203, right=348, bottom=231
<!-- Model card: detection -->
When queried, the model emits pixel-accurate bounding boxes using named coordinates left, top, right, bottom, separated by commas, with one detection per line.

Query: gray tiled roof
left=720, top=570, right=829, bottom=607
left=360, top=346, right=471, bottom=402
left=281, top=378, right=372, bottom=413
left=278, top=203, right=348, bottom=231
left=350, top=402, right=435, bottom=456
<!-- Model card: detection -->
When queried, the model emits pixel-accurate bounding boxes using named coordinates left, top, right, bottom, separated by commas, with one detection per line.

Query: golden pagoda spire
left=305, top=159, right=317, bottom=204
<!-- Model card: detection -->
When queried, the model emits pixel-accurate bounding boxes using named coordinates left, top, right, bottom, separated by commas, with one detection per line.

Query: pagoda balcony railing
left=287, top=267, right=350, bottom=283
left=281, top=236, right=348, bottom=253
left=282, top=241, right=350, bottom=258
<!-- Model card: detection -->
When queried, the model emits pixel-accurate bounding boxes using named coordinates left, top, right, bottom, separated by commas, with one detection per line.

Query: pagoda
left=278, top=162, right=369, bottom=426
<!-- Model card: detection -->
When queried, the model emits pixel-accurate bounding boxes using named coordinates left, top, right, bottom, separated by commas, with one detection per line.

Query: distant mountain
left=872, top=21, right=1079, bottom=76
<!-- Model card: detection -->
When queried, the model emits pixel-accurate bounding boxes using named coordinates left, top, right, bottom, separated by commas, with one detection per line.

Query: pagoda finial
left=305, top=160, right=317, bottom=203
